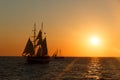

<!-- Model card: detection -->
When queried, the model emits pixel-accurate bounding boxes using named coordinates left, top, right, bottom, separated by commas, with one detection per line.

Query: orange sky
left=1, top=0, right=120, bottom=57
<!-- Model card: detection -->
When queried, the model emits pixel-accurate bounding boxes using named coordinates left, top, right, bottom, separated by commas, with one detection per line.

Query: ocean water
left=0, top=57, right=120, bottom=80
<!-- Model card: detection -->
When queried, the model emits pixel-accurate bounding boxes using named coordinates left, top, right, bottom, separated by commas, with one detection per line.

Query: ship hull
left=54, top=56, right=64, bottom=59
left=26, top=56, right=50, bottom=64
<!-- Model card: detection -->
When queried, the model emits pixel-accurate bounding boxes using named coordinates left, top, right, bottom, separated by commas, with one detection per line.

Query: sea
left=0, top=57, right=120, bottom=80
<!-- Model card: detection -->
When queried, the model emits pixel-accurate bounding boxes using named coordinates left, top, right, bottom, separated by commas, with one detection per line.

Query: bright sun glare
left=91, top=37, right=99, bottom=45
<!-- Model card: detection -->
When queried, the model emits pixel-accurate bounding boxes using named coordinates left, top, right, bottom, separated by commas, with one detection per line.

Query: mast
left=33, top=23, right=36, bottom=48
left=41, top=22, right=43, bottom=33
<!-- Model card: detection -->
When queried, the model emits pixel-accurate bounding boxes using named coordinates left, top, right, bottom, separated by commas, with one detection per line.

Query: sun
left=90, top=37, right=99, bottom=45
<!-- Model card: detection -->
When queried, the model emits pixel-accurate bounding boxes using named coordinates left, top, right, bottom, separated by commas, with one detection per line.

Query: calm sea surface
left=0, top=57, right=120, bottom=80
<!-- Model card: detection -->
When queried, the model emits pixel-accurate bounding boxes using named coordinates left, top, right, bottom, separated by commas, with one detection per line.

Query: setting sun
left=90, top=37, right=99, bottom=45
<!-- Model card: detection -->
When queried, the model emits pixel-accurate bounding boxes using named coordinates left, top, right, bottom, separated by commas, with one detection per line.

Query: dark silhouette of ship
left=52, top=49, right=64, bottom=59
left=22, top=22, right=50, bottom=64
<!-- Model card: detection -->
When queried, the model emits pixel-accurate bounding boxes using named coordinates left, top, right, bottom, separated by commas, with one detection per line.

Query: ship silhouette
left=52, top=49, right=64, bottom=59
left=22, top=22, right=50, bottom=64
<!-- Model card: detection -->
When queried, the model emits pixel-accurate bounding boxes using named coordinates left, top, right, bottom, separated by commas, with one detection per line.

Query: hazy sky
left=1, top=0, right=120, bottom=56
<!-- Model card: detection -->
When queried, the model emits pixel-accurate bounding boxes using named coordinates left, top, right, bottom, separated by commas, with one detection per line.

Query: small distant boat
left=52, top=49, right=64, bottom=59
left=22, top=22, right=50, bottom=64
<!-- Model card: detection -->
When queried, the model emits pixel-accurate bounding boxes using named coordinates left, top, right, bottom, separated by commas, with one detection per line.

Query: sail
left=36, top=22, right=44, bottom=45
left=36, top=30, right=42, bottom=45
left=23, top=38, right=34, bottom=55
left=41, top=37, right=48, bottom=56
left=52, top=49, right=58, bottom=57
left=36, top=47, right=42, bottom=56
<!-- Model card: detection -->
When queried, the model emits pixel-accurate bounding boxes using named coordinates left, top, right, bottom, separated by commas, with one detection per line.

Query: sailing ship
left=22, top=22, right=50, bottom=64
left=52, top=49, right=64, bottom=59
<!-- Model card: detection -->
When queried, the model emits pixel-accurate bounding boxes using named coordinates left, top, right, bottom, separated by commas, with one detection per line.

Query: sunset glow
left=90, top=37, right=99, bottom=45
left=1, top=0, right=120, bottom=57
